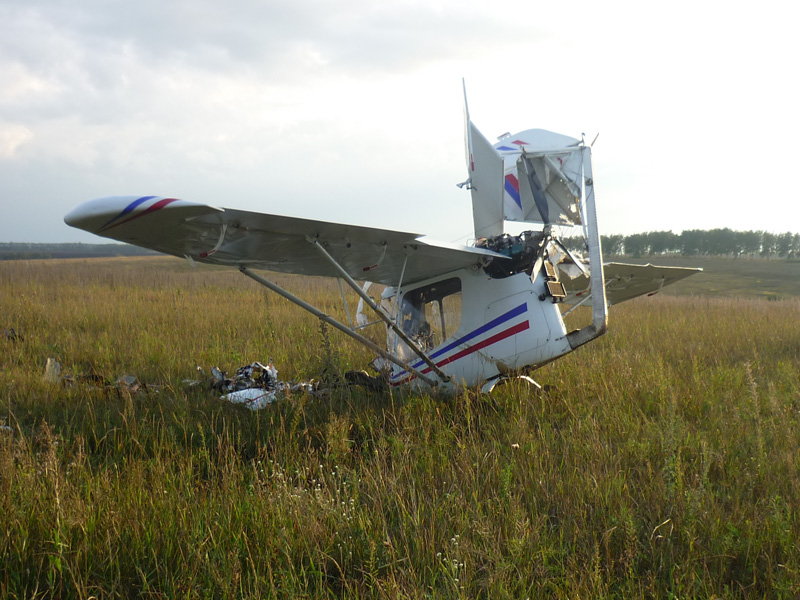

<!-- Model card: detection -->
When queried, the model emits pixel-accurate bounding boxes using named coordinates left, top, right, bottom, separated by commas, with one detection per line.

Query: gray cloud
left=3, top=0, right=534, bottom=89
left=1, top=0, right=797, bottom=242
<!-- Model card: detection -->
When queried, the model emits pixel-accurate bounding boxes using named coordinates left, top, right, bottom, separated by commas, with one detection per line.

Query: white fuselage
left=386, top=267, right=573, bottom=390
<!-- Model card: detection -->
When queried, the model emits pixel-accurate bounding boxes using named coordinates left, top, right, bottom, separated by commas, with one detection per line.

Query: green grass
left=1, top=256, right=800, bottom=598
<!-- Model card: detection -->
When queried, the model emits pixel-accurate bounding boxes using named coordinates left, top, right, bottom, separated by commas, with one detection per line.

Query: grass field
left=2, top=256, right=800, bottom=598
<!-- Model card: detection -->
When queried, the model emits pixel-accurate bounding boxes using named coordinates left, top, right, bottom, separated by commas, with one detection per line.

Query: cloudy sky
left=1, top=0, right=797, bottom=244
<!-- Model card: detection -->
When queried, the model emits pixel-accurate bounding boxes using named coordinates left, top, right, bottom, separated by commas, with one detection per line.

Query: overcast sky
left=1, top=0, right=797, bottom=244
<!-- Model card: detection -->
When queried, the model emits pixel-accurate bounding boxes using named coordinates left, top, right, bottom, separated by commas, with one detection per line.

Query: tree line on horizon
left=562, top=228, right=800, bottom=259
left=3, top=230, right=800, bottom=261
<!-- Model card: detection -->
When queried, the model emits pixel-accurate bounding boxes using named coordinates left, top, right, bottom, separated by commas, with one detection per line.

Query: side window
left=396, top=277, right=462, bottom=355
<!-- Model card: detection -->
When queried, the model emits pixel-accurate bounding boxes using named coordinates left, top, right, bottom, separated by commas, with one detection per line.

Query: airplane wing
left=562, top=262, right=702, bottom=306
left=64, top=196, right=505, bottom=286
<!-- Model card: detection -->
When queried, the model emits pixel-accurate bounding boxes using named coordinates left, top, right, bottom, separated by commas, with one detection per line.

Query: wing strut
left=239, top=267, right=439, bottom=388
left=309, top=239, right=452, bottom=384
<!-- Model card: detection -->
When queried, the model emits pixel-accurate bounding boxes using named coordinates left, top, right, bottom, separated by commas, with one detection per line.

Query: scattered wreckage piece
left=206, top=361, right=282, bottom=411
left=41, top=358, right=156, bottom=394
left=40, top=355, right=383, bottom=413
left=222, top=388, right=278, bottom=411
left=4, top=327, right=23, bottom=342
left=185, top=361, right=315, bottom=410
left=205, top=361, right=387, bottom=411
left=44, top=357, right=62, bottom=383
left=217, top=361, right=277, bottom=393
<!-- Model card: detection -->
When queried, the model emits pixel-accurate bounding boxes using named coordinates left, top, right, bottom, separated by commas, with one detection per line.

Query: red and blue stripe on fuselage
left=390, top=302, right=529, bottom=387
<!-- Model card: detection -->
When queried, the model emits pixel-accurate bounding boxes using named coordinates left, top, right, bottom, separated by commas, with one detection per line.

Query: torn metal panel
left=222, top=388, right=278, bottom=410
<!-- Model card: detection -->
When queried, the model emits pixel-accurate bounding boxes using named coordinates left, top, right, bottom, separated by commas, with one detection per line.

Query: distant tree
left=623, top=233, right=649, bottom=257
left=761, top=231, right=777, bottom=258
left=493, top=229, right=799, bottom=259
left=777, top=232, right=794, bottom=258
left=680, top=230, right=705, bottom=256
left=601, top=234, right=624, bottom=255
left=703, top=228, right=737, bottom=256
left=648, top=230, right=679, bottom=255
left=735, top=230, right=761, bottom=257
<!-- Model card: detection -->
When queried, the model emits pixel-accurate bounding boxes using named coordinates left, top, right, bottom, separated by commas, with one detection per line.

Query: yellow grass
left=1, top=256, right=799, bottom=598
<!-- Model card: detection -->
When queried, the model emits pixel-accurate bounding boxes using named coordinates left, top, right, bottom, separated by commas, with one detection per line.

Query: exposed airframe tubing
left=309, top=238, right=452, bottom=384
left=238, top=266, right=440, bottom=388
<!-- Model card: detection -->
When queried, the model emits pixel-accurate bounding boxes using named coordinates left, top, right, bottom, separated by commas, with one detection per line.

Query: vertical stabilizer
left=469, top=122, right=504, bottom=239
left=462, top=81, right=504, bottom=239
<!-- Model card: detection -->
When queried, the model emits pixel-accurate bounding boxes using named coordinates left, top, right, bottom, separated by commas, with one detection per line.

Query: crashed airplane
left=65, top=86, right=699, bottom=393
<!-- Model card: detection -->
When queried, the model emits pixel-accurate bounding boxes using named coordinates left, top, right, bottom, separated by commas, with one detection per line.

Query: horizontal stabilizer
left=562, top=262, right=703, bottom=306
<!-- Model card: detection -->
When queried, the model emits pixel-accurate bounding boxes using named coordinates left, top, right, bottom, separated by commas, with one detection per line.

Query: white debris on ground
left=41, top=356, right=381, bottom=412
left=211, top=361, right=281, bottom=411
left=43, top=357, right=62, bottom=383
left=223, top=388, right=278, bottom=410
left=186, top=360, right=323, bottom=410
left=41, top=356, right=308, bottom=411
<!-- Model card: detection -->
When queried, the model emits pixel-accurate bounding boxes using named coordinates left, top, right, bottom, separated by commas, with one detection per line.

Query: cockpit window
left=391, top=277, right=462, bottom=360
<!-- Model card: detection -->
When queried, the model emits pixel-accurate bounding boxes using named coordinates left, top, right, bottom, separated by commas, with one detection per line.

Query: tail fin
left=461, top=80, right=504, bottom=239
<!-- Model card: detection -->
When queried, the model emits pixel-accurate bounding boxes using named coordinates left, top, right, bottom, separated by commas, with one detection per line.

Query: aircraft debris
left=190, top=361, right=279, bottom=394
left=222, top=387, right=279, bottom=410
left=115, top=375, right=140, bottom=392
left=185, top=361, right=386, bottom=410
left=38, top=355, right=378, bottom=412
left=43, top=358, right=62, bottom=383
left=344, top=370, right=388, bottom=392
left=41, top=358, right=158, bottom=393
left=4, top=327, right=22, bottom=342
left=183, top=361, right=283, bottom=410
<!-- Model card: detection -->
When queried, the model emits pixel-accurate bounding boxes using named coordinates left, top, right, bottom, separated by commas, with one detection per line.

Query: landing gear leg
left=481, top=375, right=543, bottom=394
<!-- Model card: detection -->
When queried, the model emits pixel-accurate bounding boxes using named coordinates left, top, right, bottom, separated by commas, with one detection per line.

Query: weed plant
left=1, top=257, right=799, bottom=598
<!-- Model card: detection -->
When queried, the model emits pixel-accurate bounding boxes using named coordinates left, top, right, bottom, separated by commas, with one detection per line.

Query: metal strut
left=309, top=238, right=452, bottom=384
left=238, top=266, right=439, bottom=388
left=566, top=145, right=608, bottom=350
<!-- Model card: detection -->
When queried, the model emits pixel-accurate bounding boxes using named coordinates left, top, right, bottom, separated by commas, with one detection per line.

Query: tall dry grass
left=1, top=257, right=799, bottom=598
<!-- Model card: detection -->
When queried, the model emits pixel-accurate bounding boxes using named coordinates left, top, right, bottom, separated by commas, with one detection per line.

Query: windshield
left=390, top=277, right=462, bottom=361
